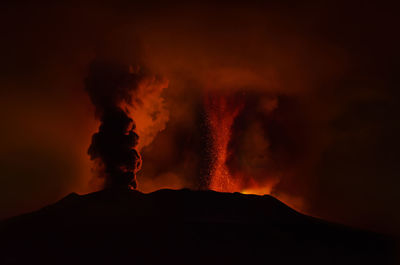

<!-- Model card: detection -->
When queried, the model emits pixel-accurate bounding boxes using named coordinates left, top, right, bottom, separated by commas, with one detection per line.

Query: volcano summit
left=1, top=189, right=396, bottom=265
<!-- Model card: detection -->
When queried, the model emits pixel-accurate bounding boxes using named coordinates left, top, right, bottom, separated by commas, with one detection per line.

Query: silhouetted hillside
left=1, top=189, right=396, bottom=265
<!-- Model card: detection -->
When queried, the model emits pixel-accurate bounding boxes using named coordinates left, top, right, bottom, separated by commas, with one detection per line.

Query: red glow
left=204, top=93, right=243, bottom=192
left=203, top=92, right=286, bottom=202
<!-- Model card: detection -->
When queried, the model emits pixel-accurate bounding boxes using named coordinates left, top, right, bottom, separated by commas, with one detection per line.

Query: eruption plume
left=204, top=92, right=244, bottom=192
left=85, top=60, right=143, bottom=189
left=204, top=92, right=283, bottom=196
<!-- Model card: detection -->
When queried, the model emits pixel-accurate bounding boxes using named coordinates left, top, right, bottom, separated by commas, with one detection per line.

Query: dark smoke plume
left=85, top=60, right=143, bottom=189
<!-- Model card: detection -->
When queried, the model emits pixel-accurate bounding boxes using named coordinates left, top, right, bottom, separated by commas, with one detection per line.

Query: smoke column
left=85, top=60, right=143, bottom=189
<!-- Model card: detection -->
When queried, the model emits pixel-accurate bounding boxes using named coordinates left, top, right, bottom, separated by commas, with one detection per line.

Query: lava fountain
left=204, top=92, right=244, bottom=192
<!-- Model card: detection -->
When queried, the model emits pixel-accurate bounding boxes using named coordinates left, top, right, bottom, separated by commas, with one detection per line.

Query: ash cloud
left=85, top=60, right=143, bottom=189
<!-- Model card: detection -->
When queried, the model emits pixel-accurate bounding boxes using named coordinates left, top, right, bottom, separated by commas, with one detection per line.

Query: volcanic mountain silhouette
left=1, top=189, right=396, bottom=265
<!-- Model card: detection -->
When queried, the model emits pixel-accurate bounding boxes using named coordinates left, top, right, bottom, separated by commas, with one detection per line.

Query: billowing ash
left=85, top=60, right=143, bottom=189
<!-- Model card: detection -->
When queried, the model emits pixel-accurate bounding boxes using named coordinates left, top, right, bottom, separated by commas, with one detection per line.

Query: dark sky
left=0, top=1, right=399, bottom=236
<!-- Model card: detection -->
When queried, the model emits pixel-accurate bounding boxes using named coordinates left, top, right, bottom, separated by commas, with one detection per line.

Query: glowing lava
left=204, top=93, right=243, bottom=192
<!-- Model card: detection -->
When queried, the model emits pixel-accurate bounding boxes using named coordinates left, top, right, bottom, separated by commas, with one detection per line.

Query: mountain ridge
left=1, top=188, right=396, bottom=265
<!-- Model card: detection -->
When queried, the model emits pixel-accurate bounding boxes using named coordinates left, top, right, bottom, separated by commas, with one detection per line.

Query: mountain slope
left=1, top=189, right=396, bottom=265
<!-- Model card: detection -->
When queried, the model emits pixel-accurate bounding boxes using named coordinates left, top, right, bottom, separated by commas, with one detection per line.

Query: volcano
left=1, top=189, right=396, bottom=265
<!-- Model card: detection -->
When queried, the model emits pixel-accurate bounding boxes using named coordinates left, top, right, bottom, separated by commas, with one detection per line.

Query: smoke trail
left=85, top=60, right=143, bottom=189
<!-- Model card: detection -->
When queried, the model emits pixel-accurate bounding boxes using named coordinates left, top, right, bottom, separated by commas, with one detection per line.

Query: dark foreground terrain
left=1, top=189, right=397, bottom=265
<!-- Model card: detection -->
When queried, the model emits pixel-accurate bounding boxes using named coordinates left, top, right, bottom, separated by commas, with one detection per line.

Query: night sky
left=0, top=0, right=399, bottom=236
